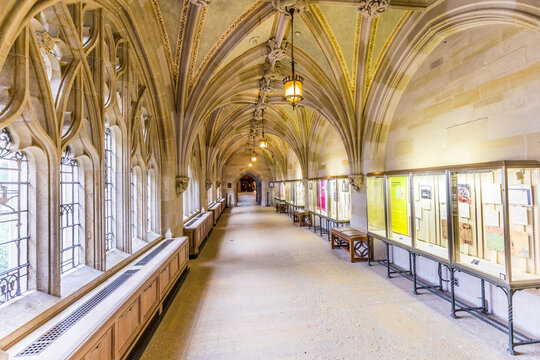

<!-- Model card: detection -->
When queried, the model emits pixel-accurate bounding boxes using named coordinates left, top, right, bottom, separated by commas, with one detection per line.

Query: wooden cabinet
left=141, top=278, right=158, bottom=321
left=170, top=254, right=179, bottom=279
left=81, top=328, right=113, bottom=360
left=116, top=298, right=140, bottom=355
left=159, top=265, right=170, bottom=296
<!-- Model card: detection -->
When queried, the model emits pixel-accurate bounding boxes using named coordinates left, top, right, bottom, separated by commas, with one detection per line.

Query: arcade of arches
left=1, top=0, right=540, bottom=359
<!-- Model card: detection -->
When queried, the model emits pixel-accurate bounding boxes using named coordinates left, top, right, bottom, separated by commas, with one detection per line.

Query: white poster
left=482, top=183, right=502, bottom=205
left=458, top=202, right=470, bottom=219
left=415, top=203, right=422, bottom=219
left=440, top=203, right=447, bottom=220
left=510, top=206, right=528, bottom=226
left=508, top=185, right=532, bottom=206
left=484, top=209, right=500, bottom=227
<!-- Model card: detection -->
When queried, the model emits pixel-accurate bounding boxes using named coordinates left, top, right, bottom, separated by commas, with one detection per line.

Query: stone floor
left=141, top=206, right=540, bottom=360
left=237, top=192, right=257, bottom=207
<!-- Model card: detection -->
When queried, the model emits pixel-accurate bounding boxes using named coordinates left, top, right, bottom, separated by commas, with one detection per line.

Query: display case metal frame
left=366, top=161, right=540, bottom=355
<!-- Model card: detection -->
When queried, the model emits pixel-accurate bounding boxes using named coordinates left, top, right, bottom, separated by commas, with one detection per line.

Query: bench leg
left=350, top=240, right=354, bottom=263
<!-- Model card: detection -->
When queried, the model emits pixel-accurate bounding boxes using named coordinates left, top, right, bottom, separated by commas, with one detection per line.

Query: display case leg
left=480, top=279, right=487, bottom=313
left=450, top=268, right=457, bottom=319
left=412, top=253, right=418, bottom=295
left=367, top=236, right=372, bottom=267
left=438, top=263, right=443, bottom=290
left=386, top=243, right=391, bottom=279
left=507, top=289, right=516, bottom=355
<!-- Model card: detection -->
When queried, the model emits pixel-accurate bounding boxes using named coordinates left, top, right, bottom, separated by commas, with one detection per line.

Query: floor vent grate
left=16, top=269, right=139, bottom=357
left=135, top=239, right=173, bottom=266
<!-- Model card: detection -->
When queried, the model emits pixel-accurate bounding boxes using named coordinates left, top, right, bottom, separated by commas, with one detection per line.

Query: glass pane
left=413, top=173, right=448, bottom=260
left=367, top=176, right=386, bottom=237
left=387, top=175, right=412, bottom=246
left=453, top=169, right=507, bottom=281
left=337, top=179, right=350, bottom=221
left=509, top=168, right=540, bottom=283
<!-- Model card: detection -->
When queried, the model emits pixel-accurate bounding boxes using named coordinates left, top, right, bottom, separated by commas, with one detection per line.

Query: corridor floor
left=141, top=206, right=540, bottom=360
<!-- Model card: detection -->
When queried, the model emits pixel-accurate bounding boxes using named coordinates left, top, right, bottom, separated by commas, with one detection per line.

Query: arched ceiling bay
left=150, top=0, right=441, bottom=178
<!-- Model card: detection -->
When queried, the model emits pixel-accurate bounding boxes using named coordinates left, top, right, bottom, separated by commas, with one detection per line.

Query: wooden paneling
left=141, top=278, right=158, bottom=320
left=159, top=265, right=170, bottom=296
left=81, top=327, right=113, bottom=360
left=116, top=298, right=140, bottom=355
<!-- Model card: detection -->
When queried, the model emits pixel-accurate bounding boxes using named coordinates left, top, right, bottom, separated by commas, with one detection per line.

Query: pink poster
left=320, top=180, right=327, bottom=212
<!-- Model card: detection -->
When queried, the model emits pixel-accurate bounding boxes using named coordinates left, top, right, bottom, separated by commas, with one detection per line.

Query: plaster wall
left=313, top=125, right=349, bottom=178
left=381, top=24, right=540, bottom=337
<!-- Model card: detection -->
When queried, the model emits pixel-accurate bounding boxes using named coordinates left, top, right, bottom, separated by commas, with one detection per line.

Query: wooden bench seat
left=292, top=209, right=311, bottom=227
left=330, top=227, right=372, bottom=263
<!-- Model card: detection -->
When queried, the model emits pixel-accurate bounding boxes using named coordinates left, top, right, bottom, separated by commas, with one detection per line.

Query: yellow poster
left=391, top=176, right=409, bottom=236
left=367, top=177, right=385, bottom=231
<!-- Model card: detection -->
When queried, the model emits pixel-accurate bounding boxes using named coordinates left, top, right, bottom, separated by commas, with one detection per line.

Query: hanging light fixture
left=248, top=162, right=253, bottom=167
left=283, top=8, right=303, bottom=107
left=251, top=153, right=257, bottom=162
left=259, top=109, right=268, bottom=148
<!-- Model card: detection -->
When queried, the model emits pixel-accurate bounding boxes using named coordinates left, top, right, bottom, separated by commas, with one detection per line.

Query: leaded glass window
left=104, top=128, right=114, bottom=251
left=60, top=149, right=81, bottom=273
left=0, top=130, right=29, bottom=305
left=131, top=169, right=137, bottom=240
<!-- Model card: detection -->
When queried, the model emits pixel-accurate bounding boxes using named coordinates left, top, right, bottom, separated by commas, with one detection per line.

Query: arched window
left=104, top=128, right=115, bottom=251
left=60, top=149, right=81, bottom=273
left=183, top=165, right=200, bottom=220
left=207, top=184, right=213, bottom=205
left=130, top=168, right=137, bottom=240
left=0, top=130, right=29, bottom=305
left=146, top=170, right=156, bottom=233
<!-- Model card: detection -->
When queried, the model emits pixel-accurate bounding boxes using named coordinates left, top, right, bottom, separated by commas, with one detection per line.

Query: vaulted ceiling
left=149, top=0, right=440, bottom=180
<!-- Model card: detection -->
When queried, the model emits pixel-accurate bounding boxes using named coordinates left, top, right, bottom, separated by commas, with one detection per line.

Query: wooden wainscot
left=7, top=237, right=190, bottom=360
left=208, top=198, right=226, bottom=226
left=184, top=212, right=213, bottom=258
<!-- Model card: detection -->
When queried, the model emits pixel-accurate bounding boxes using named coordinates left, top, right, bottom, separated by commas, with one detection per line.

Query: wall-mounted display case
left=366, top=161, right=540, bottom=288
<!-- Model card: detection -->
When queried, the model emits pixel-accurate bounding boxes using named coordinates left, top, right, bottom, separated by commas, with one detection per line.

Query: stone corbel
left=189, top=0, right=213, bottom=6
left=216, top=181, right=221, bottom=189
left=272, top=0, right=308, bottom=14
left=349, top=174, right=364, bottom=192
left=358, top=0, right=389, bottom=18
left=175, top=176, right=189, bottom=198
left=205, top=179, right=212, bottom=191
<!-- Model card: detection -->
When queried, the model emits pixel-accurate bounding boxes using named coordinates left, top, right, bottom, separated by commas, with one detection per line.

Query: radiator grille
left=135, top=239, right=173, bottom=266
left=16, top=269, right=139, bottom=357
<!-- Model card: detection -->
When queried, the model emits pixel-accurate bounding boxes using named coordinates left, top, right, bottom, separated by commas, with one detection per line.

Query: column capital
left=175, top=176, right=190, bottom=197
left=349, top=174, right=364, bottom=191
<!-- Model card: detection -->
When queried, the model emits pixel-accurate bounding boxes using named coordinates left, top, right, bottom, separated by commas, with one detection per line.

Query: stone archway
left=235, top=172, right=262, bottom=206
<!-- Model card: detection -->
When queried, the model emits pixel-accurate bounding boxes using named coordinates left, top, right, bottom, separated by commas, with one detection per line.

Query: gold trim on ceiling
left=150, top=0, right=174, bottom=80
left=365, top=10, right=411, bottom=103
left=352, top=13, right=362, bottom=95
left=174, top=0, right=191, bottom=81
left=187, top=5, right=208, bottom=92
left=364, top=16, right=379, bottom=102
left=189, top=1, right=264, bottom=93
left=312, top=5, right=354, bottom=95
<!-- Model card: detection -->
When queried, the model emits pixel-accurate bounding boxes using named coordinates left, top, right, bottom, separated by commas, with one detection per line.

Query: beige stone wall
left=384, top=24, right=540, bottom=171
left=313, top=125, right=349, bottom=178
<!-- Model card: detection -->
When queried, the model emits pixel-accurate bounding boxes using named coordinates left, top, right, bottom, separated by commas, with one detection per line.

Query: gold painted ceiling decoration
left=146, top=0, right=442, bottom=179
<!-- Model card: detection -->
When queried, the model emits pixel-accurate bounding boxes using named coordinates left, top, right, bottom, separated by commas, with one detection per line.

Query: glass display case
left=278, top=181, right=285, bottom=200
left=307, top=177, right=350, bottom=221
left=292, top=180, right=305, bottom=207
left=285, top=181, right=292, bottom=203
left=336, top=178, right=351, bottom=221
left=386, top=174, right=412, bottom=247
left=367, top=175, right=386, bottom=237
left=366, top=161, right=540, bottom=287
left=412, top=172, right=449, bottom=260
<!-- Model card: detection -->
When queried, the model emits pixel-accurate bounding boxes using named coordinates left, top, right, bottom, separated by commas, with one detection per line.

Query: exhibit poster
left=390, top=176, right=409, bottom=236
left=367, top=177, right=385, bottom=230
left=511, top=230, right=530, bottom=258
left=320, top=180, right=326, bottom=212
left=458, top=184, right=471, bottom=203
left=421, top=185, right=432, bottom=199
left=508, top=185, right=532, bottom=206
left=485, top=225, right=505, bottom=252
left=459, top=222, right=473, bottom=245
left=482, top=183, right=502, bottom=204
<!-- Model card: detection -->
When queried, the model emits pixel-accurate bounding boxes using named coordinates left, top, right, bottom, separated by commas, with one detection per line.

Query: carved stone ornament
left=358, top=0, right=389, bottom=18
left=349, top=174, right=364, bottom=191
left=255, top=99, right=268, bottom=112
left=175, top=176, right=189, bottom=197
left=216, top=181, right=221, bottom=189
left=266, top=38, right=288, bottom=62
left=189, top=0, right=213, bottom=6
left=259, top=77, right=275, bottom=98
left=272, top=0, right=307, bottom=14
left=264, top=64, right=284, bottom=81
left=205, top=179, right=212, bottom=191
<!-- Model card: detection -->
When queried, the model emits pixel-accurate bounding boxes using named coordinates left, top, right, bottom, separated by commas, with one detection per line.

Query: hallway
left=141, top=207, right=539, bottom=360
left=237, top=192, right=257, bottom=207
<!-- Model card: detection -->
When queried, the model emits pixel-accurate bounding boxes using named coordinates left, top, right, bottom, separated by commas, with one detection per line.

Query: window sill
left=105, top=249, right=131, bottom=270
left=183, top=210, right=201, bottom=224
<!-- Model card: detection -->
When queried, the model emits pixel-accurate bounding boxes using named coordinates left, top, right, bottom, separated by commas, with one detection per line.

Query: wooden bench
left=275, top=202, right=288, bottom=214
left=184, top=212, right=213, bottom=258
left=293, top=209, right=311, bottom=227
left=330, top=227, right=372, bottom=263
